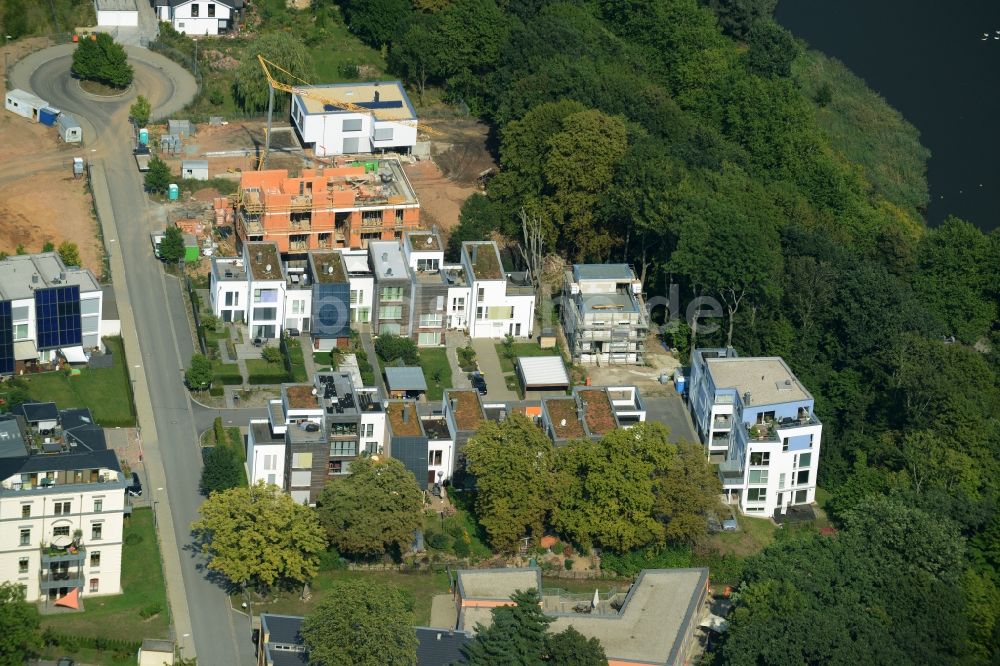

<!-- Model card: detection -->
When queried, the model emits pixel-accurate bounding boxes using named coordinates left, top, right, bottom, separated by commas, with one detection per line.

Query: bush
left=124, top=531, right=143, bottom=546
left=247, top=368, right=291, bottom=385
left=564, top=558, right=574, bottom=570
left=72, top=33, right=133, bottom=87
left=214, top=363, right=243, bottom=385
left=457, top=345, right=477, bottom=372
left=139, top=603, right=162, bottom=619
left=318, top=549, right=347, bottom=572
left=209, top=384, right=225, bottom=396
left=452, top=538, right=471, bottom=558
left=374, top=333, right=419, bottom=365
left=600, top=545, right=693, bottom=577
left=427, top=531, right=453, bottom=551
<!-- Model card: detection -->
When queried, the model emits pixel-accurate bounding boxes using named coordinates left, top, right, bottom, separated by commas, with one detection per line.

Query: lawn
left=418, top=348, right=453, bottom=401
left=703, top=513, right=780, bottom=558
left=41, top=508, right=169, bottom=642
left=245, top=358, right=291, bottom=385
left=495, top=342, right=563, bottom=374
left=246, top=569, right=451, bottom=626
left=19, top=337, right=135, bottom=426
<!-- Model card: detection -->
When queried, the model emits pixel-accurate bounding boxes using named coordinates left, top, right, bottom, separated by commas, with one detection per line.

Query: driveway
left=644, top=395, right=698, bottom=443
left=470, top=338, right=516, bottom=400
left=12, top=47, right=257, bottom=665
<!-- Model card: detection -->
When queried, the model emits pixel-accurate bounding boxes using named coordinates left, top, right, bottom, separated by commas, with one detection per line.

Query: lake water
left=776, top=0, right=1000, bottom=230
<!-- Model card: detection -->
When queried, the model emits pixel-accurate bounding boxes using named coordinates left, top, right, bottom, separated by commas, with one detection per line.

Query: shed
left=183, top=234, right=200, bottom=263
left=57, top=113, right=82, bottom=143
left=5, top=89, right=48, bottom=121
left=95, top=0, right=139, bottom=26
left=181, top=159, right=209, bottom=181
left=385, top=366, right=428, bottom=399
left=168, top=119, right=193, bottom=137
left=516, top=356, right=570, bottom=391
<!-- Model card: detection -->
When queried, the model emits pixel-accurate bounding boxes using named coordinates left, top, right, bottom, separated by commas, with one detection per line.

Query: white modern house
left=0, top=407, right=126, bottom=604
left=462, top=242, right=535, bottom=339
left=290, top=82, right=418, bottom=156
left=689, top=348, right=822, bottom=518
left=0, top=253, right=105, bottom=373
left=154, top=0, right=239, bottom=35
left=210, top=242, right=287, bottom=339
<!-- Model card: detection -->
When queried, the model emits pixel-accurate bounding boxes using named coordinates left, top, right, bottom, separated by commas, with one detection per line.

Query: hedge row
left=247, top=369, right=291, bottom=385
left=213, top=363, right=243, bottom=385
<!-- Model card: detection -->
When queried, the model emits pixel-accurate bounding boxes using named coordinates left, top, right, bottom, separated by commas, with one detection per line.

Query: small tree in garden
left=144, top=156, right=172, bottom=194
left=130, top=95, right=151, bottom=126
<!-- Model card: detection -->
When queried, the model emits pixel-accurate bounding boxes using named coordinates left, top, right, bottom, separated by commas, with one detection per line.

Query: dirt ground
left=0, top=113, right=104, bottom=275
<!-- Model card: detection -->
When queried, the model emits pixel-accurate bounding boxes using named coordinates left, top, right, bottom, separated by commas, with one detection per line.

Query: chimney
left=450, top=398, right=457, bottom=412
left=374, top=90, right=381, bottom=103
left=256, top=251, right=263, bottom=263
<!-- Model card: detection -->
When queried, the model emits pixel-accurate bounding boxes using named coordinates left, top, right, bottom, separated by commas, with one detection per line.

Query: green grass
left=313, top=351, right=334, bottom=368
left=246, top=569, right=451, bottom=626
left=212, top=360, right=243, bottom=386
left=417, top=348, right=452, bottom=401
left=245, top=359, right=291, bottom=385
left=41, top=508, right=168, bottom=641
left=495, top=342, right=563, bottom=374
left=703, top=513, right=780, bottom=558
left=19, top=337, right=135, bottom=426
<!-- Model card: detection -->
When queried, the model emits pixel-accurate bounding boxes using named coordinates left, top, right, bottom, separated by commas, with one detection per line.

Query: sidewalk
left=445, top=331, right=472, bottom=390
left=360, top=331, right=387, bottom=394
left=299, top=335, right=318, bottom=378
left=470, top=338, right=516, bottom=400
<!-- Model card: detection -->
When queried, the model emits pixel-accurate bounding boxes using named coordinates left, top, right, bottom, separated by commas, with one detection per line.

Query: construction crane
left=256, top=55, right=440, bottom=170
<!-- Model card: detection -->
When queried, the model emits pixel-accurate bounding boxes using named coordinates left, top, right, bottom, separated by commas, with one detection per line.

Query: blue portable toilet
left=168, top=183, right=179, bottom=201
left=674, top=369, right=686, bottom=395
left=39, top=107, right=59, bottom=126
left=139, top=127, right=149, bottom=146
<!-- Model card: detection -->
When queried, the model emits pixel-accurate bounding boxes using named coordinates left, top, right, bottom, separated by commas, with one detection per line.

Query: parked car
left=469, top=371, right=487, bottom=395
left=126, top=471, right=142, bottom=497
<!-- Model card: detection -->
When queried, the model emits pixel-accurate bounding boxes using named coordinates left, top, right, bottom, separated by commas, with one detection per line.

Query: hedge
left=212, top=363, right=243, bottom=385
left=247, top=368, right=291, bottom=385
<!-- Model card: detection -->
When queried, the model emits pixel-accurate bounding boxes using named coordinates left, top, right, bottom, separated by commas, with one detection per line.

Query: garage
left=95, top=0, right=140, bottom=27
left=516, top=356, right=570, bottom=393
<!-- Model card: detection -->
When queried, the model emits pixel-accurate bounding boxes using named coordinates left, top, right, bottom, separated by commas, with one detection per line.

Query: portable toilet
left=57, top=114, right=82, bottom=143
left=39, top=107, right=59, bottom=126
left=139, top=127, right=149, bottom=146
left=168, top=183, right=179, bottom=200
left=674, top=369, right=686, bottom=395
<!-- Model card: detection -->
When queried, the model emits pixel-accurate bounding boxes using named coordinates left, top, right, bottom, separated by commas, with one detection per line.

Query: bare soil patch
left=0, top=114, right=103, bottom=275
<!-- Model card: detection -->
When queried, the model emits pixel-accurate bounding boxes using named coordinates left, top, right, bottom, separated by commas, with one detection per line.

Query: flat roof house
left=563, top=264, right=648, bottom=365
left=462, top=241, right=535, bottom=340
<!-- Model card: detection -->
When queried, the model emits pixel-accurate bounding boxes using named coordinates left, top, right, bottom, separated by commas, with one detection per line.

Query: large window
left=329, top=423, right=358, bottom=436
left=797, top=452, right=812, bottom=468
left=254, top=289, right=278, bottom=304
left=253, top=307, right=277, bottom=321
left=380, top=287, right=404, bottom=302
left=342, top=118, right=363, bottom=132
left=419, top=314, right=442, bottom=328
left=747, top=488, right=767, bottom=503
left=52, top=525, right=70, bottom=538
left=13, top=323, right=28, bottom=340
left=379, top=323, right=401, bottom=335
left=330, top=441, right=357, bottom=457
left=54, top=501, right=71, bottom=515
left=373, top=127, right=394, bottom=142
left=418, top=332, right=439, bottom=346
left=292, top=452, right=313, bottom=469
left=749, top=452, right=770, bottom=466
left=191, top=3, right=199, bottom=16
left=488, top=306, right=514, bottom=320
left=796, top=469, right=810, bottom=485
left=428, top=450, right=443, bottom=466
left=350, top=290, right=362, bottom=304
left=416, top=258, right=439, bottom=272
left=35, top=286, right=82, bottom=350
left=748, top=470, right=768, bottom=485
left=207, top=2, right=215, bottom=17
left=794, top=489, right=808, bottom=504
left=379, top=305, right=403, bottom=320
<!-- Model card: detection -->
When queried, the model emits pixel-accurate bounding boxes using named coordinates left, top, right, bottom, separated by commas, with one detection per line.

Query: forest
left=327, top=0, right=1000, bottom=661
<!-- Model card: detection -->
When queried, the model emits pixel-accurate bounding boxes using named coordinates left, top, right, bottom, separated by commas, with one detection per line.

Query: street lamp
left=5, top=36, right=12, bottom=74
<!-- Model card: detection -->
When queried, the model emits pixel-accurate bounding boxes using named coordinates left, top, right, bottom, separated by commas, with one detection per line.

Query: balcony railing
left=713, top=414, right=732, bottom=431
left=718, top=459, right=744, bottom=488
left=39, top=569, right=83, bottom=591
left=41, top=544, right=86, bottom=565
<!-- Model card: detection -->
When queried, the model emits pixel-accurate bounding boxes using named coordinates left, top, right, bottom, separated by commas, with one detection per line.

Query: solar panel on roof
left=323, top=104, right=336, bottom=111
left=356, top=100, right=405, bottom=110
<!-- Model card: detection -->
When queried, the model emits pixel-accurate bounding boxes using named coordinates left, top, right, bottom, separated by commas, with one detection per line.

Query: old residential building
left=562, top=264, right=648, bottom=365
left=688, top=348, right=822, bottom=518
left=0, top=406, right=125, bottom=604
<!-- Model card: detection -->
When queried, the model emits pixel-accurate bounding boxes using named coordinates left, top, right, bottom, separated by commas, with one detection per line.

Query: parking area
left=644, top=395, right=698, bottom=443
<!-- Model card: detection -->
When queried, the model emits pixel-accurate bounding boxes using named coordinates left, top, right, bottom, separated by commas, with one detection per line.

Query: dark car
left=126, top=471, right=142, bottom=497
left=469, top=371, right=487, bottom=395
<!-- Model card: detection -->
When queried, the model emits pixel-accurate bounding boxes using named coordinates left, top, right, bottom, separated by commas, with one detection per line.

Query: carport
left=516, top=356, right=570, bottom=392
left=385, top=366, right=427, bottom=399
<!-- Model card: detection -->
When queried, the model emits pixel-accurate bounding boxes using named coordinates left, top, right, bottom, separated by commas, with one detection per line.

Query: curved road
left=11, top=46, right=256, bottom=666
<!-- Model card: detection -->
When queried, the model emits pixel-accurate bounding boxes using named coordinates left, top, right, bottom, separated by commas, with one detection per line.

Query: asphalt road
left=13, top=46, right=256, bottom=665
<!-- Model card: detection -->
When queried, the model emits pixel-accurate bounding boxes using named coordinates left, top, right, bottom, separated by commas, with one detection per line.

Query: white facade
left=95, top=0, right=139, bottom=27
left=5, top=89, right=47, bottom=121
left=0, top=463, right=125, bottom=602
left=247, top=419, right=286, bottom=489
left=462, top=242, right=535, bottom=340
left=290, top=82, right=418, bottom=157
left=209, top=258, right=248, bottom=324
left=738, top=422, right=821, bottom=517
left=158, top=0, right=234, bottom=35
left=359, top=395, right=387, bottom=456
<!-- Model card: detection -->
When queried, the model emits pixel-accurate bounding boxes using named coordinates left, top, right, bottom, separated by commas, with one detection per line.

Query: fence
left=186, top=276, right=207, bottom=355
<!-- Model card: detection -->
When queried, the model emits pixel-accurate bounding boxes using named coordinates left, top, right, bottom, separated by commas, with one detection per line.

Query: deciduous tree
left=144, top=156, right=172, bottom=195
left=316, top=457, right=423, bottom=558
left=129, top=95, right=151, bottom=126
left=546, top=625, right=607, bottom=665
left=654, top=441, right=722, bottom=543
left=232, top=33, right=312, bottom=113
left=0, top=582, right=40, bottom=662
left=72, top=33, right=133, bottom=87
left=191, top=483, right=326, bottom=590
left=200, top=445, right=243, bottom=496
left=159, top=225, right=185, bottom=263
left=464, top=414, right=554, bottom=552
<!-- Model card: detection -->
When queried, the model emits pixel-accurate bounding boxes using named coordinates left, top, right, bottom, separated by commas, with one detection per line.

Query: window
left=350, top=290, right=362, bottom=305
left=435, top=295, right=445, bottom=312
left=253, top=307, right=277, bottom=321
left=17, top=557, right=29, bottom=574
left=90, top=551, right=100, bottom=568
left=756, top=411, right=776, bottom=424
left=13, top=323, right=27, bottom=340
left=418, top=332, right=439, bottom=346
left=290, top=300, right=305, bottom=315
left=797, top=452, right=812, bottom=468
left=778, top=473, right=786, bottom=489
left=395, top=209, right=404, bottom=222
left=291, top=452, right=313, bottom=469
left=54, top=501, right=71, bottom=515
left=21, top=505, right=30, bottom=519
left=380, top=287, right=404, bottom=302
left=207, top=2, right=215, bottom=17
left=796, top=469, right=810, bottom=485
left=290, top=470, right=312, bottom=487
left=89, top=578, right=99, bottom=593
left=749, top=452, right=770, bottom=466
left=794, top=489, right=808, bottom=504
left=362, top=423, right=374, bottom=437
left=342, top=118, right=363, bottom=132
left=94, top=499, right=103, bottom=513
left=19, top=529, right=29, bottom=546
left=477, top=287, right=485, bottom=300
left=452, top=297, right=465, bottom=311
left=254, top=289, right=278, bottom=304
left=53, top=525, right=70, bottom=538
left=225, top=292, right=234, bottom=307
left=373, top=127, right=394, bottom=142
left=428, top=450, right=443, bottom=466
left=266, top=473, right=277, bottom=485
left=748, top=470, right=768, bottom=485
left=379, top=323, right=401, bottom=335
left=263, top=454, right=276, bottom=471
left=416, top=258, right=439, bottom=272
left=191, top=3, right=199, bottom=16
left=353, top=307, right=370, bottom=323
left=91, top=523, right=102, bottom=541
left=329, top=441, right=357, bottom=457
left=419, top=314, right=442, bottom=328
left=782, top=438, right=789, bottom=452
left=476, top=306, right=485, bottom=320
left=747, top=488, right=767, bottom=503
left=379, top=305, right=403, bottom=320
left=488, top=306, right=514, bottom=320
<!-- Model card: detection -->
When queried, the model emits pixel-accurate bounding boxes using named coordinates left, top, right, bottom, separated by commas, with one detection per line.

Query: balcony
left=718, top=459, right=744, bottom=489
left=775, top=413, right=822, bottom=429
left=41, top=544, right=86, bottom=565
left=746, top=422, right=780, bottom=443
left=39, top=568, right=83, bottom=591
left=712, top=414, right=732, bottom=431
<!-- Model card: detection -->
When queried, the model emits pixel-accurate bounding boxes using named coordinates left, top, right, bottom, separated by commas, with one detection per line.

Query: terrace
left=546, top=398, right=586, bottom=440
left=578, top=389, right=617, bottom=436
left=421, top=417, right=451, bottom=440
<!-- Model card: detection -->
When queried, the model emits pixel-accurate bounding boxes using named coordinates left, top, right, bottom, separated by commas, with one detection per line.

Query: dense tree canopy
left=0, top=582, right=40, bottom=662
left=72, top=33, right=133, bottom=88
left=316, top=457, right=424, bottom=558
left=233, top=33, right=312, bottom=112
